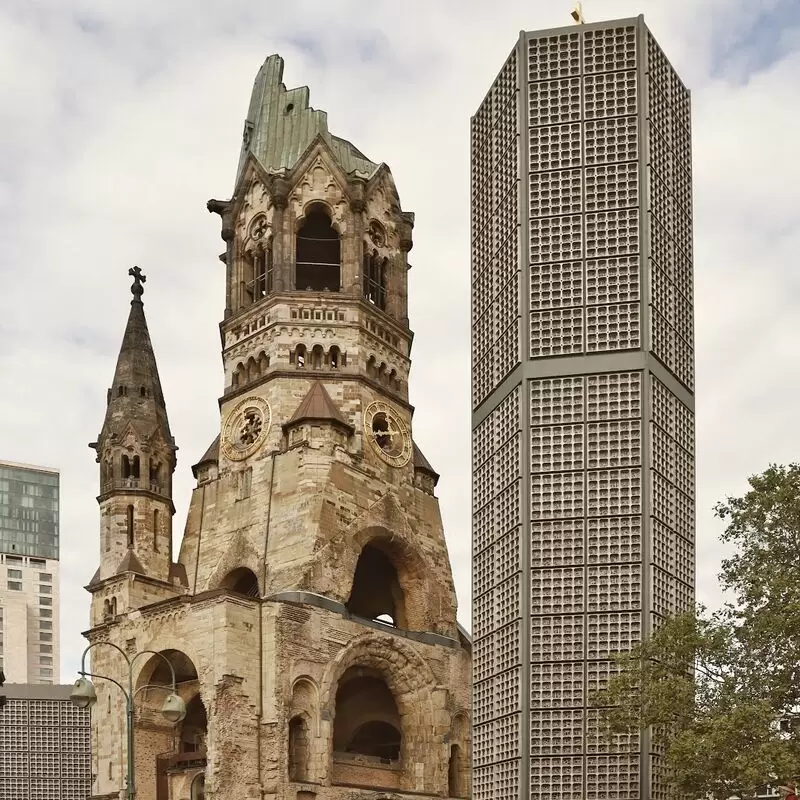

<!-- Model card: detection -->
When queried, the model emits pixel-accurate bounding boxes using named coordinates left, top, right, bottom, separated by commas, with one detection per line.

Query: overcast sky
left=1, top=0, right=799, bottom=682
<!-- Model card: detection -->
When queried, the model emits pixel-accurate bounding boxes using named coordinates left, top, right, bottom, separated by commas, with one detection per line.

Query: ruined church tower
left=84, top=56, right=471, bottom=800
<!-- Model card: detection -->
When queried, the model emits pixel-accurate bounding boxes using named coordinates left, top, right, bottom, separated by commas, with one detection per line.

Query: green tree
left=595, top=464, right=800, bottom=799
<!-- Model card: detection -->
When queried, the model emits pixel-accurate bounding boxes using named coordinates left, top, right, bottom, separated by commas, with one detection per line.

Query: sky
left=0, top=0, right=799, bottom=683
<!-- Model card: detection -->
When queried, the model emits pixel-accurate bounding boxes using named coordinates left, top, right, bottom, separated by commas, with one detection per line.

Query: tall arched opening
left=333, top=666, right=402, bottom=764
left=346, top=543, right=406, bottom=628
left=134, top=649, right=205, bottom=800
left=296, top=205, right=341, bottom=292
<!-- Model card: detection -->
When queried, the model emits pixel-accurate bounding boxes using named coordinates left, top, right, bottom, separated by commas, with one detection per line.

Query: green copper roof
left=235, top=55, right=379, bottom=184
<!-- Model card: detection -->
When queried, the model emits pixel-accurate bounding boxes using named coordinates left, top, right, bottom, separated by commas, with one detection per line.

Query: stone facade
left=83, top=55, right=471, bottom=800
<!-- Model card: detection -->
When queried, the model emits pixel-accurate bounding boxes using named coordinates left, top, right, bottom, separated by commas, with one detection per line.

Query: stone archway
left=134, top=649, right=205, bottom=800
left=342, top=524, right=443, bottom=633
left=320, top=632, right=441, bottom=793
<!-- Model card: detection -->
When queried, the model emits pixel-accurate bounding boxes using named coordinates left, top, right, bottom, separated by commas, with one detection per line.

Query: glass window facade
left=0, top=463, right=59, bottom=560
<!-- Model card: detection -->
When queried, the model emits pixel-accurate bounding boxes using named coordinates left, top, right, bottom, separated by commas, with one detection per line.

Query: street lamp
left=71, top=642, right=187, bottom=800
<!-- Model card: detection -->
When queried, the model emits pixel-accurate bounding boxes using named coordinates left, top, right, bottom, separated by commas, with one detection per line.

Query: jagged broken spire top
left=235, top=54, right=380, bottom=184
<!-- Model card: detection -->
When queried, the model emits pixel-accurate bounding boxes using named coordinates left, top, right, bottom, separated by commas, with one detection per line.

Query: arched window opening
left=140, top=386, right=147, bottom=398
left=296, top=207, right=340, bottom=292
left=131, top=456, right=140, bottom=480
left=153, top=509, right=160, bottom=552
left=190, top=774, right=206, bottom=800
left=363, top=251, right=387, bottom=310
left=110, top=597, right=117, bottom=617
left=288, top=715, right=310, bottom=782
left=242, top=251, right=255, bottom=306
left=311, top=345, right=324, bottom=370
left=377, top=363, right=387, bottom=385
left=346, top=544, right=406, bottom=628
left=180, top=695, right=208, bottom=754
left=329, top=346, right=340, bottom=369
left=366, top=356, right=377, bottom=380
left=220, top=567, right=260, bottom=598
left=247, top=356, right=259, bottom=383
left=122, top=455, right=131, bottom=479
left=251, top=241, right=273, bottom=301
left=295, top=344, right=306, bottom=368
left=126, top=505, right=134, bottom=548
left=389, top=369, right=398, bottom=391
left=333, top=669, right=401, bottom=763
left=448, top=744, right=466, bottom=797
left=150, top=460, right=161, bottom=486
left=259, top=352, right=270, bottom=373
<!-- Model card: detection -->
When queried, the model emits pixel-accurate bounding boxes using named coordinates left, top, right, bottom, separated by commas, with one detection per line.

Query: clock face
left=363, top=400, right=412, bottom=468
left=221, top=396, right=272, bottom=462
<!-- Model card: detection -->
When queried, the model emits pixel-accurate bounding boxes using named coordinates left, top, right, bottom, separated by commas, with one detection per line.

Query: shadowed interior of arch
left=288, top=715, right=310, bottom=781
left=296, top=205, right=340, bottom=292
left=144, top=649, right=198, bottom=687
left=220, top=566, right=260, bottom=597
left=190, top=772, right=205, bottom=800
left=345, top=543, right=406, bottom=628
left=333, top=667, right=401, bottom=762
left=180, top=694, right=208, bottom=753
left=448, top=743, right=467, bottom=798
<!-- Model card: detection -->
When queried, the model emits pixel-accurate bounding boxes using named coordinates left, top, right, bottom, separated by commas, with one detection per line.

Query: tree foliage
left=595, top=464, right=800, bottom=799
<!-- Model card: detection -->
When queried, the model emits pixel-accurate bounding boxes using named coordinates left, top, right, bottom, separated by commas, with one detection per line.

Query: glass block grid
left=473, top=21, right=695, bottom=800
left=646, top=32, right=695, bottom=391
left=528, top=371, right=644, bottom=789
left=648, top=374, right=695, bottom=793
left=472, top=48, right=521, bottom=409
left=649, top=375, right=695, bottom=605
left=528, top=24, right=641, bottom=363
left=0, top=696, right=91, bottom=800
left=473, top=386, right=523, bottom=798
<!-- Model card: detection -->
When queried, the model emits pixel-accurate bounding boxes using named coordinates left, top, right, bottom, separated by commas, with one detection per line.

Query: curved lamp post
left=71, top=641, right=187, bottom=800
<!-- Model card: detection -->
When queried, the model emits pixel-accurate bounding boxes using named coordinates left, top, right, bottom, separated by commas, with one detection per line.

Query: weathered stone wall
left=86, top=137, right=471, bottom=800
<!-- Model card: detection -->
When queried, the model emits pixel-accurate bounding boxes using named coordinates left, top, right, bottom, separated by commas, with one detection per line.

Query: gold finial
left=570, top=2, right=585, bottom=23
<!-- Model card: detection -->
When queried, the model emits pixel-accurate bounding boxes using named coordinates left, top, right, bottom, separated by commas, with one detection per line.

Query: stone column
left=348, top=178, right=367, bottom=299
left=395, top=216, right=414, bottom=328
left=271, top=178, right=290, bottom=292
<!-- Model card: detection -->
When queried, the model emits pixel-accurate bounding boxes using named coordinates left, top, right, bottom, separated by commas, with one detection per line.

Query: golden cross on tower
left=571, top=2, right=586, bottom=23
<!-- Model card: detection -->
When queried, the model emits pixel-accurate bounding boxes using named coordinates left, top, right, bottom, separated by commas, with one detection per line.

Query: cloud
left=0, top=0, right=798, bottom=683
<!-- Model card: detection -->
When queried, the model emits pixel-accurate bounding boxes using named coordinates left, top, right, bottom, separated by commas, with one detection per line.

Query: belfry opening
left=296, top=205, right=340, bottom=292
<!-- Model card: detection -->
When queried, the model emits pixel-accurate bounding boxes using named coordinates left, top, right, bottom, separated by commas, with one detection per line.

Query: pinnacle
left=93, top=270, right=174, bottom=451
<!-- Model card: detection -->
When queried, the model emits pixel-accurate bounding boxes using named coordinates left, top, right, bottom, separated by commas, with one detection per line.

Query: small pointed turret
left=89, top=268, right=178, bottom=587
left=94, top=266, right=174, bottom=453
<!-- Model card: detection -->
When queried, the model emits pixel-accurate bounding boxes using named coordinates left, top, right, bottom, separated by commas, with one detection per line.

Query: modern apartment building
left=0, top=460, right=60, bottom=684
left=471, top=15, right=695, bottom=800
left=0, top=682, right=92, bottom=800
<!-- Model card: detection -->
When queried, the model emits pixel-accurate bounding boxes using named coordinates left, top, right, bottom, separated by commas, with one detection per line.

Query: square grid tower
left=471, top=16, right=695, bottom=800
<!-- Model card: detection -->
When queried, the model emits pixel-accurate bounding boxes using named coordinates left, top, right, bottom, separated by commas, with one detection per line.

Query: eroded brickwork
left=84, top=53, right=470, bottom=800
